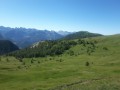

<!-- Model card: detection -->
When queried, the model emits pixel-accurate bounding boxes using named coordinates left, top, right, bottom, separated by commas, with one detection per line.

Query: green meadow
left=0, top=35, right=120, bottom=90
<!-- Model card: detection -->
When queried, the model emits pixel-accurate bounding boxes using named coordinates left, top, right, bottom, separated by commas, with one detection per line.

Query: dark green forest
left=0, top=40, right=19, bottom=55
left=8, top=39, right=96, bottom=58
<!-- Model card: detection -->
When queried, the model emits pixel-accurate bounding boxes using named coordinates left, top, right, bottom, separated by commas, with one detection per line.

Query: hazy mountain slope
left=0, top=26, right=63, bottom=48
left=57, top=30, right=73, bottom=36
left=0, top=33, right=3, bottom=40
left=63, top=31, right=103, bottom=40
left=0, top=40, right=19, bottom=55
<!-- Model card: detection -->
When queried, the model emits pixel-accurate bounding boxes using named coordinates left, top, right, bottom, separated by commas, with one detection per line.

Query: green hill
left=62, top=31, right=103, bottom=40
left=0, top=34, right=120, bottom=90
left=8, top=40, right=78, bottom=58
left=0, top=40, right=19, bottom=55
left=8, top=31, right=102, bottom=58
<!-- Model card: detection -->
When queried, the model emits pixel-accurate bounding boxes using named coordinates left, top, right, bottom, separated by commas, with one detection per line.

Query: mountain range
left=0, top=26, right=64, bottom=48
left=57, top=30, right=73, bottom=36
left=0, top=26, right=103, bottom=51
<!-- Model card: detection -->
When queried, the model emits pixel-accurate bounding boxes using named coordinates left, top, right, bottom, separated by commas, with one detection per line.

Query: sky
left=0, top=0, right=120, bottom=35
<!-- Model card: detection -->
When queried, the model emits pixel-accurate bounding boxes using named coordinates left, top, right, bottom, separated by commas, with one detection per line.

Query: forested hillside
left=8, top=38, right=97, bottom=58
left=63, top=31, right=103, bottom=40
left=0, top=40, right=19, bottom=55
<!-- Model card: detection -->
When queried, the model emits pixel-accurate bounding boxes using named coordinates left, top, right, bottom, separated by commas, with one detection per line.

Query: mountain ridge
left=57, top=30, right=74, bottom=36
left=0, top=26, right=63, bottom=48
left=0, top=26, right=103, bottom=49
left=62, top=31, right=103, bottom=40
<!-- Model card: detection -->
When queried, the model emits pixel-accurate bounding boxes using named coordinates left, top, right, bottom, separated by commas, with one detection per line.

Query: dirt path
left=49, top=77, right=111, bottom=90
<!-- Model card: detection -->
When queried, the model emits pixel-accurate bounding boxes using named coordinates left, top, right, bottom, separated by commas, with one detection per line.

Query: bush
left=85, top=61, right=89, bottom=66
left=59, top=59, right=63, bottom=62
left=22, top=62, right=25, bottom=65
left=49, top=58, right=52, bottom=60
left=17, top=66, right=21, bottom=69
left=17, top=57, right=23, bottom=62
left=31, top=60, right=34, bottom=63
left=38, top=61, right=40, bottom=63
left=103, top=47, right=108, bottom=50
left=6, top=58, right=9, bottom=62
left=69, top=50, right=74, bottom=56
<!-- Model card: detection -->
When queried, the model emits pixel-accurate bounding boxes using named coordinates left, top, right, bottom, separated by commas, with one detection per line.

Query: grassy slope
left=0, top=35, right=120, bottom=90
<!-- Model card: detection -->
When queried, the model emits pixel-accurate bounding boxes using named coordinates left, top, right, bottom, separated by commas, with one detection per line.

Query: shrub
left=31, top=60, right=34, bottom=63
left=17, top=57, right=23, bottom=62
left=103, top=47, right=108, bottom=50
left=59, top=59, right=63, bottom=62
left=38, top=61, right=40, bottom=63
left=49, top=58, right=52, bottom=60
left=85, top=61, right=89, bottom=66
left=69, top=50, right=74, bottom=56
left=6, top=58, right=9, bottom=62
left=22, top=62, right=25, bottom=65
left=17, top=66, right=21, bottom=69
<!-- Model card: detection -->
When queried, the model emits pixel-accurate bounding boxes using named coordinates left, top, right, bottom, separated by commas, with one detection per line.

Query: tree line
left=7, top=39, right=97, bottom=58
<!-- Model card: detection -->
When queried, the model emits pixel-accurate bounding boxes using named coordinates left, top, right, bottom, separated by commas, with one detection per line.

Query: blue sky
left=0, top=0, right=120, bottom=35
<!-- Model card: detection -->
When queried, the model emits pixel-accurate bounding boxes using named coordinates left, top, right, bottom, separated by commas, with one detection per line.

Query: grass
left=0, top=34, right=120, bottom=90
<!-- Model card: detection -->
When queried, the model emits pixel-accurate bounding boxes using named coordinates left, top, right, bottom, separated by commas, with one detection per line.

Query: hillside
left=63, top=31, right=103, bottom=40
left=0, top=40, right=19, bottom=55
left=8, top=40, right=78, bottom=58
left=8, top=31, right=103, bottom=58
left=0, top=34, right=120, bottom=90
left=0, top=33, right=3, bottom=39
left=0, top=26, right=63, bottom=48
